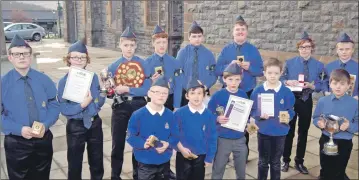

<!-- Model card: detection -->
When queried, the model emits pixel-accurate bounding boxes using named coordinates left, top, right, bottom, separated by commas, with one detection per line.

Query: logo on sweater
left=165, top=122, right=169, bottom=129
left=95, top=98, right=99, bottom=103
left=203, top=125, right=206, bottom=131
left=280, top=99, right=284, bottom=104
left=42, top=101, right=46, bottom=107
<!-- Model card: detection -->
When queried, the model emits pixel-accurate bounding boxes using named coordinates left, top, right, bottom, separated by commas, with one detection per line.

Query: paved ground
left=1, top=39, right=358, bottom=179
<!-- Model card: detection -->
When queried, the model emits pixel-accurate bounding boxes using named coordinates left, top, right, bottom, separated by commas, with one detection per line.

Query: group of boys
left=1, top=14, right=358, bottom=180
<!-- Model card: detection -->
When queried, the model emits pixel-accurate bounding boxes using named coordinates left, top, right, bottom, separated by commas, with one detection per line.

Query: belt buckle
left=91, top=117, right=95, bottom=122
left=127, top=96, right=133, bottom=101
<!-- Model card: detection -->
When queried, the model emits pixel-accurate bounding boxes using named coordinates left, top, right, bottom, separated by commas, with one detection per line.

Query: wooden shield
left=114, top=61, right=145, bottom=87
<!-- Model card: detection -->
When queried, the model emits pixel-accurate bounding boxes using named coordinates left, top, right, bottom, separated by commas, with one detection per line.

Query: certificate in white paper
left=286, top=85, right=303, bottom=92
left=260, top=93, right=275, bottom=117
left=62, top=67, right=94, bottom=103
left=221, top=95, right=253, bottom=132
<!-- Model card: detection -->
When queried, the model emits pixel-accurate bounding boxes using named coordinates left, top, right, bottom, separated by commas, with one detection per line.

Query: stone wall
left=183, top=1, right=358, bottom=62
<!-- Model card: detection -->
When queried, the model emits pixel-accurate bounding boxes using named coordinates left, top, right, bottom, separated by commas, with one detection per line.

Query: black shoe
left=295, top=163, right=309, bottom=174
left=281, top=162, right=289, bottom=172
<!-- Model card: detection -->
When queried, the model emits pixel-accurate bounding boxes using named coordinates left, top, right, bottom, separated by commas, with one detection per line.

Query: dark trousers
left=319, top=134, right=353, bottom=180
left=67, top=116, right=104, bottom=180
left=257, top=133, right=286, bottom=180
left=5, top=131, right=53, bottom=180
left=137, top=161, right=171, bottom=180
left=176, top=152, right=205, bottom=180
left=111, top=98, right=147, bottom=180
left=283, top=95, right=313, bottom=164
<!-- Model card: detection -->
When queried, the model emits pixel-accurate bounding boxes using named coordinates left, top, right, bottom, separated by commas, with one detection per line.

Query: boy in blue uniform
left=208, top=63, right=248, bottom=180
left=127, top=75, right=178, bottom=180
left=250, top=58, right=295, bottom=180
left=176, top=21, right=217, bottom=106
left=174, top=78, right=217, bottom=180
left=324, top=33, right=358, bottom=100
left=281, top=32, right=324, bottom=174
left=1, top=34, right=60, bottom=179
left=313, top=69, right=358, bottom=180
left=146, top=25, right=182, bottom=111
left=108, top=27, right=151, bottom=180
left=216, top=15, right=264, bottom=157
left=57, top=40, right=105, bottom=180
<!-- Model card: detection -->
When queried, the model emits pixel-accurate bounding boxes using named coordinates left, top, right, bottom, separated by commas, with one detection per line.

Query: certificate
left=259, top=93, right=274, bottom=117
left=286, top=85, right=303, bottom=92
left=62, top=67, right=94, bottom=103
left=221, top=95, right=253, bottom=132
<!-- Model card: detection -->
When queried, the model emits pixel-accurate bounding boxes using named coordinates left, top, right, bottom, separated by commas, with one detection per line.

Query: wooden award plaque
left=32, top=121, right=45, bottom=138
left=114, top=61, right=146, bottom=88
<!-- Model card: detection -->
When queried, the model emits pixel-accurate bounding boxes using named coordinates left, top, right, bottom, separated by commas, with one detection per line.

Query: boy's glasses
left=150, top=90, right=168, bottom=96
left=11, top=52, right=31, bottom=58
left=70, top=56, right=87, bottom=62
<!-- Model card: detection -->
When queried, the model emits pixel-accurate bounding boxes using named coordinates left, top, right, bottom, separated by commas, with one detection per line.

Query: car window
left=23, top=24, right=37, bottom=29
left=8, top=24, right=22, bottom=31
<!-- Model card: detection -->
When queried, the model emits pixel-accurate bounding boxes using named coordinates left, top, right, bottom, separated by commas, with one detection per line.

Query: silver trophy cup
left=321, top=114, right=343, bottom=156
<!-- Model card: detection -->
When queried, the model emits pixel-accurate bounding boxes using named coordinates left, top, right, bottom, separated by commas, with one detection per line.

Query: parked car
left=3, top=22, right=13, bottom=28
left=4, top=23, right=46, bottom=42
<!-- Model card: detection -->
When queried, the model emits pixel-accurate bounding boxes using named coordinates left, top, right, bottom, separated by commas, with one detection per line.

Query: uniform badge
left=95, top=98, right=99, bottom=103
left=42, top=101, right=46, bottom=107
left=206, top=66, right=209, bottom=70
left=280, top=99, right=284, bottom=104
left=175, top=72, right=178, bottom=76
left=165, top=122, right=169, bottom=129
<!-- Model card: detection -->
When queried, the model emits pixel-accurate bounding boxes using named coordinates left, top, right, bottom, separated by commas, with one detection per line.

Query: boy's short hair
left=234, top=20, right=248, bottom=29
left=119, top=37, right=136, bottom=44
left=152, top=32, right=168, bottom=42
left=329, top=69, right=350, bottom=84
left=264, top=57, right=283, bottom=71
left=336, top=42, right=355, bottom=48
left=189, top=26, right=203, bottom=35
left=186, top=86, right=206, bottom=97
left=223, top=72, right=243, bottom=79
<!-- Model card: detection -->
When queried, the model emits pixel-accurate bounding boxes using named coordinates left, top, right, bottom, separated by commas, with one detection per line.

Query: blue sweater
left=208, top=88, right=248, bottom=139
left=313, top=94, right=358, bottom=140
left=250, top=83, right=296, bottom=136
left=173, top=105, right=217, bottom=163
left=126, top=106, right=178, bottom=165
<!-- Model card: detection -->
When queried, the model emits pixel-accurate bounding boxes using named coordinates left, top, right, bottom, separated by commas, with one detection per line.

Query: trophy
left=99, top=69, right=116, bottom=97
left=237, top=56, right=244, bottom=63
left=321, top=114, right=343, bottom=156
left=155, top=66, right=163, bottom=75
left=247, top=117, right=259, bottom=134
left=32, top=121, right=45, bottom=138
left=216, top=106, right=225, bottom=116
left=279, top=111, right=290, bottom=124
left=148, top=135, right=163, bottom=148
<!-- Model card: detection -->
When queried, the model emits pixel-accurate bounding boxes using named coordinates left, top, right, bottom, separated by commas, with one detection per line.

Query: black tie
left=303, top=60, right=309, bottom=82
left=340, top=62, right=346, bottom=69
left=193, top=47, right=199, bottom=79
left=302, top=61, right=311, bottom=102
left=21, top=76, right=39, bottom=126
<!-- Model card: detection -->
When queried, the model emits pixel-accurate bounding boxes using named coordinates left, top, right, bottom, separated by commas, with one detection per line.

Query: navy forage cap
left=337, top=32, right=354, bottom=43
left=189, top=21, right=201, bottom=31
left=152, top=75, right=170, bottom=89
left=153, top=25, right=165, bottom=35
left=236, top=15, right=245, bottom=22
left=121, top=26, right=136, bottom=38
left=224, top=63, right=242, bottom=75
left=8, top=34, right=31, bottom=50
left=301, top=31, right=310, bottom=40
left=68, top=40, right=87, bottom=54
left=186, top=78, right=204, bottom=91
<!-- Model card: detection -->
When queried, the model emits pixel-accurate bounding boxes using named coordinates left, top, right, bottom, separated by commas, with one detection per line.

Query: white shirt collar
left=188, top=104, right=206, bottom=114
left=146, top=104, right=165, bottom=116
left=340, top=58, right=351, bottom=64
left=263, top=81, right=282, bottom=93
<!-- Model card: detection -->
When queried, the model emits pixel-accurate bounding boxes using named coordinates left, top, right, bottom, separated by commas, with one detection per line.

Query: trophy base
left=323, top=144, right=338, bottom=156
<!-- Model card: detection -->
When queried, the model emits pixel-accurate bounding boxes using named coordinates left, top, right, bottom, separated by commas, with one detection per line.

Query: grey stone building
left=63, top=1, right=358, bottom=62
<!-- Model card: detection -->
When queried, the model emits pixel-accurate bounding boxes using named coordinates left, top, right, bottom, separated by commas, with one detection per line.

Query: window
left=23, top=24, right=37, bottom=29
left=8, top=24, right=22, bottom=31
left=144, top=0, right=158, bottom=26
left=106, top=1, right=117, bottom=28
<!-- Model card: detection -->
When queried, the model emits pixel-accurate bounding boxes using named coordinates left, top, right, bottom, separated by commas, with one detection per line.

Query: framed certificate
left=259, top=93, right=275, bottom=117
left=221, top=95, right=253, bottom=132
left=62, top=67, right=94, bottom=103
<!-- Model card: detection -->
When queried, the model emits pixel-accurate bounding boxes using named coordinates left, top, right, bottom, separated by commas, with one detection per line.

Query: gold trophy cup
left=216, top=106, right=225, bottom=116
left=321, top=114, right=342, bottom=156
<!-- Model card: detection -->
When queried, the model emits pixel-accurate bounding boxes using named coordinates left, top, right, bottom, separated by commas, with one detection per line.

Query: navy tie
left=193, top=47, right=199, bottom=79
left=301, top=61, right=311, bottom=101
left=236, top=44, right=242, bottom=56
left=21, top=76, right=39, bottom=126
left=159, top=57, right=165, bottom=74
left=340, top=62, right=346, bottom=69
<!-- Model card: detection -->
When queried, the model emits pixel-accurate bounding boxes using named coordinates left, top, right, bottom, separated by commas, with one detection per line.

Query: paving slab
left=49, top=169, right=67, bottom=179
